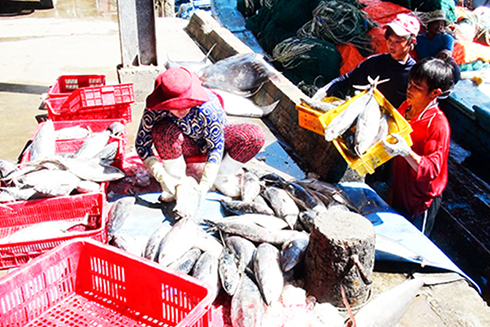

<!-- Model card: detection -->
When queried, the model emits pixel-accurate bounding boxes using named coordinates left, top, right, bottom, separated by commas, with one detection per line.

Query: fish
left=0, top=186, right=38, bottom=201
left=220, top=214, right=289, bottom=231
left=55, top=125, right=91, bottom=140
left=231, top=274, right=265, bottom=327
left=143, top=221, right=173, bottom=261
left=375, top=234, right=430, bottom=266
left=241, top=171, right=262, bottom=202
left=298, top=210, right=316, bottom=233
left=168, top=247, right=202, bottom=274
left=218, top=247, right=241, bottom=296
left=300, top=96, right=344, bottom=112
left=193, top=230, right=224, bottom=258
left=29, top=119, right=56, bottom=161
left=210, top=88, right=280, bottom=118
left=0, top=214, right=91, bottom=244
left=106, top=196, right=136, bottom=241
left=107, top=121, right=126, bottom=136
left=296, top=178, right=358, bottom=212
left=57, top=157, right=125, bottom=182
left=196, top=53, right=276, bottom=97
left=279, top=181, right=327, bottom=215
left=95, top=141, right=119, bottom=164
left=372, top=112, right=390, bottom=148
left=19, top=169, right=80, bottom=197
left=262, top=186, right=299, bottom=229
left=323, top=92, right=371, bottom=142
left=204, top=219, right=279, bottom=244
left=0, top=159, right=18, bottom=178
left=173, top=176, right=200, bottom=219
left=192, top=251, right=220, bottom=300
left=73, top=130, right=111, bottom=160
left=355, top=91, right=382, bottom=157
left=76, top=180, right=102, bottom=193
left=157, top=217, right=202, bottom=267
left=254, top=242, right=284, bottom=305
left=225, top=235, right=256, bottom=272
left=220, top=197, right=274, bottom=216
left=280, top=231, right=309, bottom=272
left=110, top=233, right=148, bottom=257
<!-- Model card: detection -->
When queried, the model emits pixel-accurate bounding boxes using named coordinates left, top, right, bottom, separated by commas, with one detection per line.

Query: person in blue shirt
left=136, top=67, right=265, bottom=202
left=415, top=10, right=454, bottom=60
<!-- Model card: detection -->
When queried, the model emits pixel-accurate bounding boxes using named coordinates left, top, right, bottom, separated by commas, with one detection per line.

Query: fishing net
left=271, top=37, right=342, bottom=96
left=297, top=0, right=376, bottom=56
left=386, top=0, right=456, bottom=22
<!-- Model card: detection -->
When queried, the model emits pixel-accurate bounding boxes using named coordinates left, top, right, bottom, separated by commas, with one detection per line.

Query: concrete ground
left=1, top=3, right=490, bottom=327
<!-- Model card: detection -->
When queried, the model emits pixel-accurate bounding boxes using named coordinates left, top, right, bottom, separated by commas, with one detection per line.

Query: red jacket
left=392, top=101, right=451, bottom=218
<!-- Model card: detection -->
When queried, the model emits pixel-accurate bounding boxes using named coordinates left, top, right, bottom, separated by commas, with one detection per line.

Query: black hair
left=409, top=57, right=453, bottom=93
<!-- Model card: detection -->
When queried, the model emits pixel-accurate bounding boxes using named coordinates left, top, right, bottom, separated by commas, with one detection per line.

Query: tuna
left=262, top=186, right=299, bottom=229
left=168, top=247, right=202, bottom=274
left=106, top=196, right=136, bottom=241
left=280, top=232, right=309, bottom=272
left=231, top=274, right=265, bottom=327
left=254, top=242, right=284, bottom=305
left=218, top=247, right=242, bottom=296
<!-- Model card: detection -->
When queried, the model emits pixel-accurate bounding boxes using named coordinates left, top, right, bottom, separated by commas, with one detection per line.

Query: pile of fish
left=0, top=119, right=126, bottom=203
left=107, top=170, right=367, bottom=327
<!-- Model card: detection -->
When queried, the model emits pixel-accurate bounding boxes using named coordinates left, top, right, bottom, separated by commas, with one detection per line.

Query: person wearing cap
left=313, top=13, right=421, bottom=109
left=381, top=57, right=453, bottom=236
left=135, top=67, right=265, bottom=202
left=415, top=10, right=454, bottom=61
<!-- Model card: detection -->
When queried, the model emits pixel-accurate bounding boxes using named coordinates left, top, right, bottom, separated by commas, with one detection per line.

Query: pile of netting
left=271, top=37, right=342, bottom=96
left=387, top=0, right=456, bottom=22
left=245, top=0, right=374, bottom=95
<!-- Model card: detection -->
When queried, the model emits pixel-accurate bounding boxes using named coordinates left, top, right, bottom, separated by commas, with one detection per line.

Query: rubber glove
left=198, top=161, right=220, bottom=197
left=143, top=156, right=179, bottom=196
left=173, top=176, right=201, bottom=218
left=382, top=133, right=411, bottom=157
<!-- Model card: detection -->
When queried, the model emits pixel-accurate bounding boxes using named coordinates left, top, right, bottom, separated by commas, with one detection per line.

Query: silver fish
left=76, top=180, right=102, bottom=193
left=0, top=215, right=89, bottom=244
left=157, top=217, right=202, bottom=267
left=0, top=190, right=16, bottom=203
left=241, top=171, right=262, bottom=202
left=300, top=97, right=343, bottom=112
left=173, top=176, right=200, bottom=219
left=143, top=221, right=173, bottom=261
left=220, top=198, right=274, bottom=216
left=107, top=121, right=125, bottom=136
left=205, top=219, right=278, bottom=244
left=58, top=157, right=125, bottom=182
left=168, top=247, right=202, bottom=274
left=375, top=234, right=430, bottom=266
left=280, top=181, right=327, bottom=215
left=29, top=119, right=56, bottom=161
left=197, top=53, right=276, bottom=97
left=192, top=251, right=220, bottom=301
left=262, top=186, right=299, bottom=229
left=280, top=232, right=309, bottom=272
left=218, top=247, right=241, bottom=296
left=20, top=169, right=80, bottom=197
left=231, top=274, right=265, bottom=327
left=225, top=235, right=256, bottom=272
left=193, top=230, right=224, bottom=258
left=95, top=141, right=119, bottom=163
left=55, top=125, right=90, bottom=140
left=371, top=112, right=390, bottom=147
left=355, top=91, right=381, bottom=157
left=220, top=214, right=289, bottom=231
left=165, top=43, right=216, bottom=72
left=324, top=92, right=371, bottom=142
left=254, top=242, right=284, bottom=305
left=0, top=159, right=18, bottom=179
left=211, top=88, right=279, bottom=118
left=0, top=186, right=38, bottom=201
left=297, top=178, right=358, bottom=212
left=106, top=196, right=136, bottom=241
left=110, top=233, right=147, bottom=257
left=74, top=130, right=111, bottom=160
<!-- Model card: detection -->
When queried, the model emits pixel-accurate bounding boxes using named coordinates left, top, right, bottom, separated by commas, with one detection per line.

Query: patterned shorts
left=152, top=120, right=265, bottom=163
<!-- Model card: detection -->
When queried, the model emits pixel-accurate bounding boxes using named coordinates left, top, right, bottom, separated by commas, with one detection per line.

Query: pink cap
left=385, top=13, right=420, bottom=37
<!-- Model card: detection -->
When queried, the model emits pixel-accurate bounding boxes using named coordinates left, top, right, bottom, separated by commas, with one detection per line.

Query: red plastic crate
left=0, top=192, right=107, bottom=269
left=62, top=84, right=134, bottom=111
left=46, top=97, right=132, bottom=122
left=0, top=239, right=213, bottom=327
left=20, top=119, right=127, bottom=169
left=48, top=75, right=106, bottom=98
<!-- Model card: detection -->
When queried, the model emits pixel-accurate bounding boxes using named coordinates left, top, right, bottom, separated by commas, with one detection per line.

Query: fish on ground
left=196, top=53, right=277, bottom=97
left=220, top=214, right=289, bottom=231
left=241, top=170, right=262, bottom=202
left=143, top=221, right=173, bottom=261
left=192, top=251, right=220, bottom=301
left=262, top=186, right=299, bottom=229
left=225, top=235, right=256, bottom=272
left=106, top=196, right=136, bottom=241
left=220, top=197, right=274, bottom=216
left=280, top=231, right=309, bottom=272
left=165, top=43, right=216, bottom=72
left=110, top=233, right=148, bottom=257
left=218, top=246, right=242, bottom=296
left=168, top=247, right=202, bottom=274
left=173, top=176, right=201, bottom=219
left=231, top=274, right=265, bottom=327
left=211, top=88, right=280, bottom=118
left=157, top=217, right=202, bottom=267
left=193, top=229, right=224, bottom=258
left=204, top=218, right=279, bottom=244
left=254, top=242, right=284, bottom=306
